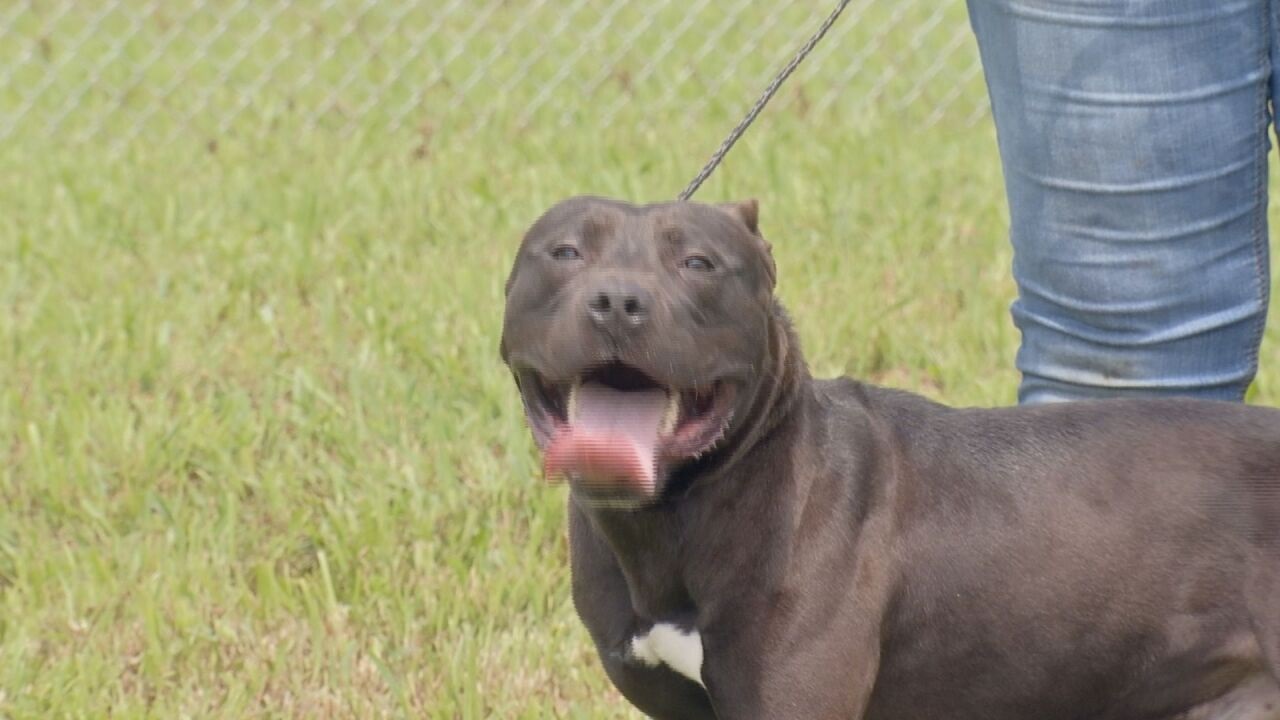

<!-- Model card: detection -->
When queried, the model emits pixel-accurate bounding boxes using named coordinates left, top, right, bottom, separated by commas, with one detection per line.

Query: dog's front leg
left=699, top=618, right=881, bottom=720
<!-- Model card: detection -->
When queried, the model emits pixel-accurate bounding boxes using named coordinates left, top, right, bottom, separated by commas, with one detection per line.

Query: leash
left=678, top=0, right=854, bottom=201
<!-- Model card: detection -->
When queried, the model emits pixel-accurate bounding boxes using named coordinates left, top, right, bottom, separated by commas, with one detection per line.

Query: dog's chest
left=629, top=623, right=704, bottom=687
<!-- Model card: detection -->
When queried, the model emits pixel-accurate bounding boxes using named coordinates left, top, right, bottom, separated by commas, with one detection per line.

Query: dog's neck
left=711, top=301, right=808, bottom=475
left=575, top=301, right=813, bottom=620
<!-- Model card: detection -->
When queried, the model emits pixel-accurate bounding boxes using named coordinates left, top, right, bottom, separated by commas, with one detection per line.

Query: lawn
left=4, top=2, right=1280, bottom=718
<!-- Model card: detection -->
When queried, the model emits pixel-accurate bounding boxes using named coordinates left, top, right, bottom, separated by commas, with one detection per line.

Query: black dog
left=500, top=196, right=1280, bottom=719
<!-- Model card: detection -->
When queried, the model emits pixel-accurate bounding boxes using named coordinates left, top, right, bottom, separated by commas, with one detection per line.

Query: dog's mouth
left=516, top=362, right=737, bottom=504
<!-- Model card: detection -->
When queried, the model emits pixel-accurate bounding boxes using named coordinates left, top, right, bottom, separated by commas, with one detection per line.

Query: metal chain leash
left=678, top=0, right=854, bottom=201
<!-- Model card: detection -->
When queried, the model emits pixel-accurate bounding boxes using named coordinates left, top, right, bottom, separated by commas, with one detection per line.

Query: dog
left=500, top=196, right=1280, bottom=719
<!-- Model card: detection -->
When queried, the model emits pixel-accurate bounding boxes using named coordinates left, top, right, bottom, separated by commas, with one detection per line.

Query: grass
left=5, top=2, right=1280, bottom=718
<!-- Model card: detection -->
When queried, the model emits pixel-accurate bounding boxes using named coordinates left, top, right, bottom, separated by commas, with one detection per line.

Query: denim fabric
left=967, top=0, right=1276, bottom=404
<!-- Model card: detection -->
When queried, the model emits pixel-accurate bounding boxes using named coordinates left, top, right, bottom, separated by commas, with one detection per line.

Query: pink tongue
left=543, top=382, right=669, bottom=494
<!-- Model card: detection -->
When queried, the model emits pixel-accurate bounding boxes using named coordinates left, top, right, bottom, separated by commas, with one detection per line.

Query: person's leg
left=966, top=0, right=1272, bottom=404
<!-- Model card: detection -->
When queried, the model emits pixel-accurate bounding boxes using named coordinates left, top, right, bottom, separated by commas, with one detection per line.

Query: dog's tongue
left=543, top=382, right=671, bottom=494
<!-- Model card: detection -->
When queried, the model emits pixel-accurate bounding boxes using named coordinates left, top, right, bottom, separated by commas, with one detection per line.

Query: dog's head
left=501, top=196, right=781, bottom=509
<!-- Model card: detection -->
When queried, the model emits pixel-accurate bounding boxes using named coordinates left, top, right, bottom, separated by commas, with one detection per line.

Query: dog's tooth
left=568, top=381, right=580, bottom=424
left=661, top=392, right=679, bottom=435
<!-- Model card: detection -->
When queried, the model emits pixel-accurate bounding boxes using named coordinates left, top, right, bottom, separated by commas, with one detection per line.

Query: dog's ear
left=719, top=198, right=760, bottom=235
left=718, top=199, right=775, bottom=292
left=758, top=235, right=777, bottom=292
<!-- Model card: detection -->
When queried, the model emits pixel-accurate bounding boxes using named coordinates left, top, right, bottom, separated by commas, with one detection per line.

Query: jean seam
left=1244, top=0, right=1273, bottom=400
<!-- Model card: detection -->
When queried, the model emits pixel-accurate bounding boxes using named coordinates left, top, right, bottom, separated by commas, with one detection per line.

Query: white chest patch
left=629, top=623, right=704, bottom=687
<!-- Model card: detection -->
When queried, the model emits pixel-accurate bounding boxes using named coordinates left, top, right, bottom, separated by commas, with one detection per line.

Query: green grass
left=5, top=3, right=1280, bottom=718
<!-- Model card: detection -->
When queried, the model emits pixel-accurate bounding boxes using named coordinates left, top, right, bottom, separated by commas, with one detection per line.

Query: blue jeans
left=967, top=0, right=1275, bottom=404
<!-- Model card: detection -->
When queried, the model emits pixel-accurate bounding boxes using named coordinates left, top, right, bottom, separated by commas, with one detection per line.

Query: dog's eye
left=550, top=245, right=582, bottom=260
left=682, top=255, right=714, bottom=271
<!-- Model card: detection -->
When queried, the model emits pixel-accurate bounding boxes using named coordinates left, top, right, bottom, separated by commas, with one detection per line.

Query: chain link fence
left=0, top=0, right=988, bottom=152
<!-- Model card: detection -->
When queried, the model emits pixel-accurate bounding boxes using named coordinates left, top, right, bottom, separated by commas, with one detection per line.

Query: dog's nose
left=587, top=281, right=651, bottom=333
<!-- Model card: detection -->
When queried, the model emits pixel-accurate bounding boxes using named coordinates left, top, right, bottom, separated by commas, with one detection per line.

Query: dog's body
left=501, top=197, right=1280, bottom=719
